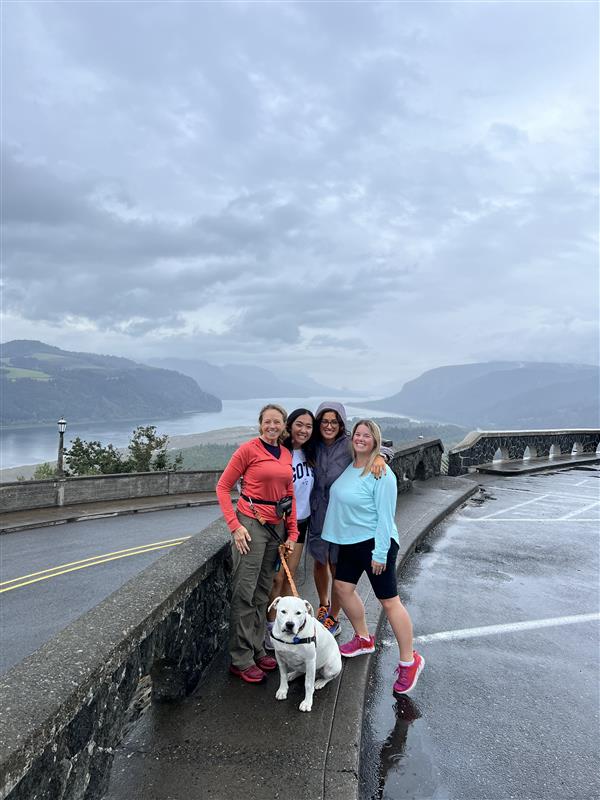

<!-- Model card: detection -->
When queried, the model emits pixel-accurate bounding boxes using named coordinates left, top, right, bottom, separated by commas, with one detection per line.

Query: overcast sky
left=2, top=1, right=598, bottom=392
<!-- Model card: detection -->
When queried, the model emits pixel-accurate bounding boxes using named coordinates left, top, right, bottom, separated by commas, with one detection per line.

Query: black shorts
left=335, top=539, right=399, bottom=600
left=296, top=518, right=309, bottom=545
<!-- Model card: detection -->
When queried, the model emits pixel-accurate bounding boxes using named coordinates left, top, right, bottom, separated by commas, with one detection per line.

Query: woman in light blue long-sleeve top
left=322, top=419, right=425, bottom=695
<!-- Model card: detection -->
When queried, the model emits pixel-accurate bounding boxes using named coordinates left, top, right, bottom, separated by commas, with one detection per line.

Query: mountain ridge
left=364, top=361, right=599, bottom=429
left=1, top=340, right=222, bottom=425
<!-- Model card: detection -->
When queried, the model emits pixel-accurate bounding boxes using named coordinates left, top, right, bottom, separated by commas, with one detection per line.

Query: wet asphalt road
left=0, top=505, right=222, bottom=673
left=361, top=465, right=600, bottom=800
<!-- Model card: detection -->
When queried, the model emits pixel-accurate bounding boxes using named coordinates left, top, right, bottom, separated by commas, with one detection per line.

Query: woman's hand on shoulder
left=232, top=525, right=251, bottom=555
left=370, top=454, right=387, bottom=480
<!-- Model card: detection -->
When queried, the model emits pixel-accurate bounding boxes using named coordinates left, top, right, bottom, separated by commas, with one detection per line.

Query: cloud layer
left=2, top=1, right=598, bottom=388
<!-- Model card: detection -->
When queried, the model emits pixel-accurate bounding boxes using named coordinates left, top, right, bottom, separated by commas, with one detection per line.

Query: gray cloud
left=1, top=1, right=598, bottom=387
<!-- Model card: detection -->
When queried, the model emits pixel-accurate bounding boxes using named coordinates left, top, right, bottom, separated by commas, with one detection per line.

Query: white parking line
left=414, top=613, right=600, bottom=644
left=479, top=494, right=549, bottom=519
left=484, top=486, right=599, bottom=502
left=558, top=501, right=600, bottom=520
left=463, top=518, right=599, bottom=522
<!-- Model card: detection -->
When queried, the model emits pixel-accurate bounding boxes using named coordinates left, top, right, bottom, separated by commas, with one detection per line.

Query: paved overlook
left=1, top=451, right=598, bottom=800
left=362, top=464, right=600, bottom=800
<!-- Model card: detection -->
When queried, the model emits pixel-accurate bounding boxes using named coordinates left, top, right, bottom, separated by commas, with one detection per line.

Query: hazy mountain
left=146, top=357, right=342, bottom=400
left=1, top=340, right=222, bottom=425
left=364, top=362, right=600, bottom=429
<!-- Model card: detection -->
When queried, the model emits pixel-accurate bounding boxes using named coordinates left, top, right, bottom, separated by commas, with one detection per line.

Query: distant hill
left=365, top=362, right=600, bottom=429
left=146, top=357, right=342, bottom=400
left=1, top=340, right=222, bottom=425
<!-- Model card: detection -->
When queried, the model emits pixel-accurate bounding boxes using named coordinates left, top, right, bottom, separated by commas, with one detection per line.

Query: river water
left=0, top=397, right=406, bottom=469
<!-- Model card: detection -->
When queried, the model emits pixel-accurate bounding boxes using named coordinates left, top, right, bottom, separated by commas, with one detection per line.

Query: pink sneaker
left=393, top=651, right=424, bottom=694
left=339, top=633, right=375, bottom=657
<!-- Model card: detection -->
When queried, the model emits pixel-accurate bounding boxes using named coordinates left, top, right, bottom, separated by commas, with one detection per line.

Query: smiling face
left=319, top=411, right=342, bottom=444
left=259, top=407, right=286, bottom=445
left=352, top=423, right=377, bottom=457
left=289, top=413, right=314, bottom=449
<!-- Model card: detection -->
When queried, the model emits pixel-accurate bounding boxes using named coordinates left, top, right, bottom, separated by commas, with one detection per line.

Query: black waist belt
left=240, top=493, right=278, bottom=505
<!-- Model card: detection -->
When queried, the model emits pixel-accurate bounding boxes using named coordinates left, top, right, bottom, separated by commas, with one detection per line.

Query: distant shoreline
left=0, top=425, right=257, bottom=482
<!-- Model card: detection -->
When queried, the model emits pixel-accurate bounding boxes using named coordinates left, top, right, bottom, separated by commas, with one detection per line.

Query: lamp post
left=57, top=418, right=67, bottom=478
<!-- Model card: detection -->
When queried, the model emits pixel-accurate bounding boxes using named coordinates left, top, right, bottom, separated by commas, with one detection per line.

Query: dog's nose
left=285, top=621, right=295, bottom=631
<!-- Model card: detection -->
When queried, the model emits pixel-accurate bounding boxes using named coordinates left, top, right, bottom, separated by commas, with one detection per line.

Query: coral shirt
left=216, top=438, right=299, bottom=541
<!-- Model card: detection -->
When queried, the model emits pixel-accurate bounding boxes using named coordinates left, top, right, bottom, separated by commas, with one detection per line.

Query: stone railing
left=0, top=518, right=231, bottom=800
left=448, top=429, right=600, bottom=476
left=0, top=470, right=222, bottom=515
left=389, top=438, right=444, bottom=491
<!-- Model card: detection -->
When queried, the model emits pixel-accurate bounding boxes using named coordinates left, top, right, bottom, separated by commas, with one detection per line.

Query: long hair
left=283, top=408, right=318, bottom=467
left=258, top=403, right=288, bottom=444
left=351, top=419, right=382, bottom=476
left=315, top=407, right=346, bottom=443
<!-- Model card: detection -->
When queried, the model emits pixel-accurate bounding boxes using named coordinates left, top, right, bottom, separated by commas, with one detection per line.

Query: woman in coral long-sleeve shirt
left=216, top=403, right=299, bottom=684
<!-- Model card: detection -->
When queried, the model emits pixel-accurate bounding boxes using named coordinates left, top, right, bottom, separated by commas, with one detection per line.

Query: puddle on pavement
left=360, top=618, right=447, bottom=800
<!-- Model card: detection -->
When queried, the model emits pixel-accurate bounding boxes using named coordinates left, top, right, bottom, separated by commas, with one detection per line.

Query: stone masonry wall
left=448, top=430, right=600, bottom=476
left=0, top=471, right=223, bottom=515
left=0, top=520, right=231, bottom=800
left=389, top=439, right=443, bottom=492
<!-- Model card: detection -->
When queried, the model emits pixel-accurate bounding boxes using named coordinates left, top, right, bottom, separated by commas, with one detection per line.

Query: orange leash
left=278, top=544, right=299, bottom=598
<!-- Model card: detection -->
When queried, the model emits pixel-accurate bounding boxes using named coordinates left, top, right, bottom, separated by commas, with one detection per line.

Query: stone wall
left=448, top=429, right=600, bottom=476
left=0, top=519, right=231, bottom=800
left=389, top=438, right=444, bottom=492
left=0, top=471, right=223, bottom=515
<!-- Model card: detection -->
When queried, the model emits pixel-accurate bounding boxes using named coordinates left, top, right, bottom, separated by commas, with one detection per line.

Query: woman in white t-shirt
left=265, top=408, right=317, bottom=641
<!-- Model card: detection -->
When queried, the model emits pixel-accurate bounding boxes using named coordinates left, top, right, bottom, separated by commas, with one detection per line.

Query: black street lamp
left=57, top=418, right=67, bottom=477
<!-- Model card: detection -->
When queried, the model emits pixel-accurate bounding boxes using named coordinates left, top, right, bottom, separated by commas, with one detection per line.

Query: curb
left=475, top=455, right=600, bottom=476
left=323, top=477, right=479, bottom=800
left=0, top=498, right=220, bottom=535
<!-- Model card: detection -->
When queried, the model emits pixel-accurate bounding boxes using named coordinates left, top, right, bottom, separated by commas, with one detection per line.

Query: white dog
left=268, top=595, right=342, bottom=712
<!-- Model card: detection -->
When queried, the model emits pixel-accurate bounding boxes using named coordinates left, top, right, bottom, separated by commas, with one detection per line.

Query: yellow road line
left=1, top=541, right=187, bottom=594
left=0, top=536, right=191, bottom=587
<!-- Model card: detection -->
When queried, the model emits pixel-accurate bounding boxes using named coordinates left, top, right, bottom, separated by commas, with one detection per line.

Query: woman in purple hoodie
left=308, top=401, right=390, bottom=636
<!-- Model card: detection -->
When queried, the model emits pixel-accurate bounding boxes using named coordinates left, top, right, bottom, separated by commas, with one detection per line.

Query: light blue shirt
left=321, top=464, right=399, bottom=564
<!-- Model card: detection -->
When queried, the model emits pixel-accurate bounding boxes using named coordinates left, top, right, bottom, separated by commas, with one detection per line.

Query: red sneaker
left=255, top=655, right=277, bottom=672
left=339, top=633, right=375, bottom=657
left=393, top=651, right=424, bottom=694
left=229, top=664, right=266, bottom=683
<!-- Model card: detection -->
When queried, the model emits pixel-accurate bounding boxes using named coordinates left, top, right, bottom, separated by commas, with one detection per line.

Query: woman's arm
left=216, top=446, right=250, bottom=532
left=371, top=473, right=397, bottom=564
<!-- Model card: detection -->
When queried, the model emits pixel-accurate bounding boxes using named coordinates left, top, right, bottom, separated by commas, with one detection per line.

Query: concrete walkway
left=104, top=476, right=478, bottom=800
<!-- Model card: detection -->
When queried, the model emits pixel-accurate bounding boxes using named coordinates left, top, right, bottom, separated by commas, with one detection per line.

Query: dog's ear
left=268, top=597, right=282, bottom=613
left=304, top=601, right=315, bottom=617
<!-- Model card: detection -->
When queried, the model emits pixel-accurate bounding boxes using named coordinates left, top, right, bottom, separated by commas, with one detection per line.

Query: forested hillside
left=366, top=362, right=599, bottom=428
left=1, top=340, right=222, bottom=425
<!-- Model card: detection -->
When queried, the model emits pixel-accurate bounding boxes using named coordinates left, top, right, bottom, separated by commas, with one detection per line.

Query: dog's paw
left=314, top=678, right=327, bottom=690
left=275, top=688, right=288, bottom=701
left=299, top=699, right=313, bottom=712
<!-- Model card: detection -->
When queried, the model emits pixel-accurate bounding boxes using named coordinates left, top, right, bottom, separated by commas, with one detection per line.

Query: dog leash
left=278, top=544, right=300, bottom=599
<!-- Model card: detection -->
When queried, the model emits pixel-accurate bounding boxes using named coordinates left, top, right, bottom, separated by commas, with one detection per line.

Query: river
left=0, top=397, right=407, bottom=469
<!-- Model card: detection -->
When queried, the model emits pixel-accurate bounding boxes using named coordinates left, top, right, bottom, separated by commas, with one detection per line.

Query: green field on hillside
left=1, top=366, right=51, bottom=381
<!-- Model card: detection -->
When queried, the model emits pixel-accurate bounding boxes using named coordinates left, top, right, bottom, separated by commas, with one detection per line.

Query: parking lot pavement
left=361, top=465, right=600, bottom=800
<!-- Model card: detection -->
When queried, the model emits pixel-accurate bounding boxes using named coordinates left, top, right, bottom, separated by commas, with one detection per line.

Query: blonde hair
left=351, top=419, right=382, bottom=476
left=258, top=403, right=288, bottom=443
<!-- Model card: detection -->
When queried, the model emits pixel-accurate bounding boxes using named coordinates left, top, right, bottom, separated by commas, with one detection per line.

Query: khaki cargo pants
left=229, top=512, right=283, bottom=670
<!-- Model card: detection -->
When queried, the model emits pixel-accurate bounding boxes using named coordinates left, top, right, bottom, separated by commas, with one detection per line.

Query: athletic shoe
left=339, top=633, right=375, bottom=657
left=255, top=655, right=278, bottom=672
left=229, top=664, right=266, bottom=683
left=393, top=651, right=425, bottom=694
left=264, top=622, right=274, bottom=651
left=317, top=605, right=329, bottom=623
left=323, top=615, right=341, bottom=637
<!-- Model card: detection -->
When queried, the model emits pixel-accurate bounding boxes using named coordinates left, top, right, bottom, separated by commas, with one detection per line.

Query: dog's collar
left=272, top=618, right=316, bottom=646
left=272, top=632, right=317, bottom=646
